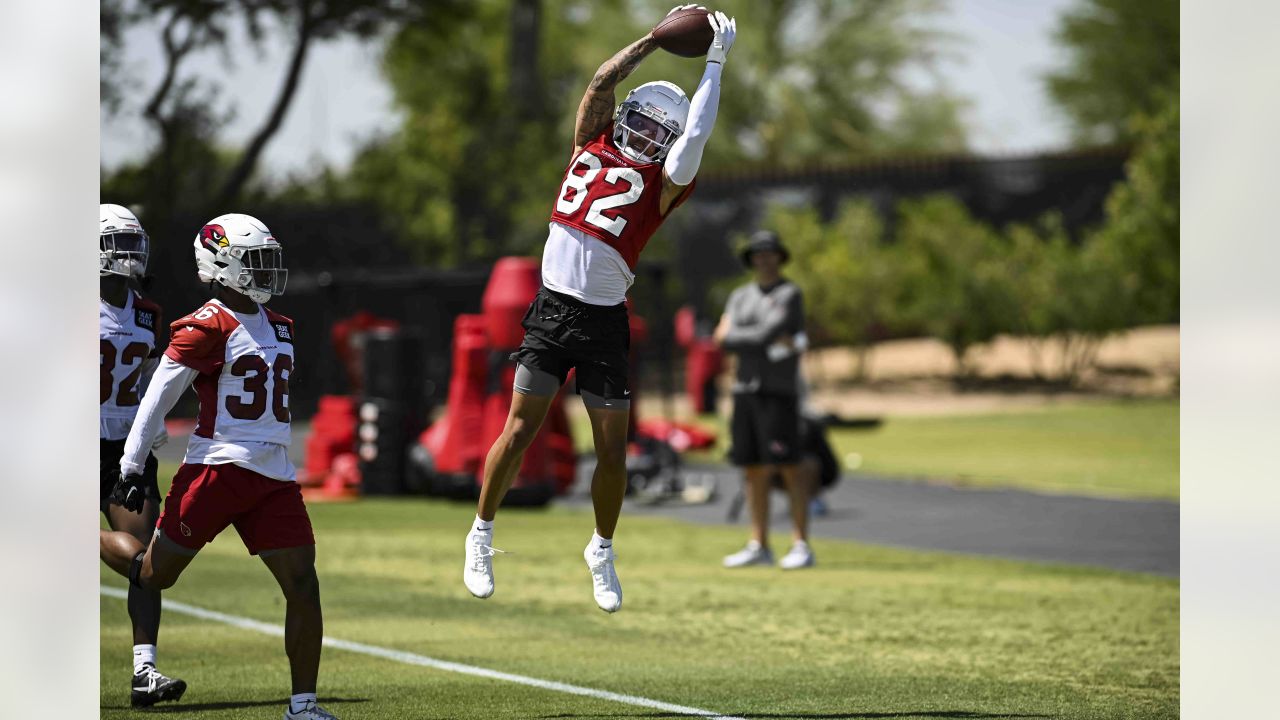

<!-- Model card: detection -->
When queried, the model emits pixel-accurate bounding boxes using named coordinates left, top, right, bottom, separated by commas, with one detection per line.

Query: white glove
left=766, top=333, right=808, bottom=362
left=706, top=10, right=736, bottom=65
left=666, top=4, right=706, bottom=16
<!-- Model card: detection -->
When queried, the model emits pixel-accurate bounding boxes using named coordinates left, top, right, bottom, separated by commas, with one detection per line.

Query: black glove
left=108, top=472, right=147, bottom=514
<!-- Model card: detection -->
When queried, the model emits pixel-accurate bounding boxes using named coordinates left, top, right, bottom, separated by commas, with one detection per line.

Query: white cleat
left=723, top=540, right=774, bottom=568
left=284, top=699, right=339, bottom=719
left=464, top=527, right=502, bottom=598
left=584, top=542, right=623, bottom=613
left=779, top=540, right=816, bottom=570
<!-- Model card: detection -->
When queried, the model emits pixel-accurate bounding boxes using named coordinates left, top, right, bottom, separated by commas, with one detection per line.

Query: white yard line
left=101, top=585, right=745, bottom=720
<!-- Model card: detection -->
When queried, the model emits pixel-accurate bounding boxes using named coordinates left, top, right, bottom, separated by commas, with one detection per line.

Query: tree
left=101, top=0, right=459, bottom=315
left=101, top=0, right=455, bottom=212
left=1092, top=86, right=1179, bottom=324
left=101, top=0, right=131, bottom=117
left=705, top=0, right=969, bottom=166
left=1044, top=0, right=1178, bottom=144
left=344, top=0, right=562, bottom=265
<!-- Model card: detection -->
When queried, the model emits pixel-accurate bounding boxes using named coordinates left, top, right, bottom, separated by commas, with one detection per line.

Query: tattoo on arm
left=574, top=35, right=658, bottom=151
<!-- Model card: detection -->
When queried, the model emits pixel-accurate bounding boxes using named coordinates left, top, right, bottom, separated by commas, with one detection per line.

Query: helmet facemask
left=613, top=102, right=683, bottom=163
left=100, top=230, right=149, bottom=279
left=227, top=244, right=287, bottom=304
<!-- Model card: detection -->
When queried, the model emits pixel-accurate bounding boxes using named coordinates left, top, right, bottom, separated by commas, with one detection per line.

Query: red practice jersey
left=165, top=300, right=295, bottom=450
left=549, top=123, right=695, bottom=270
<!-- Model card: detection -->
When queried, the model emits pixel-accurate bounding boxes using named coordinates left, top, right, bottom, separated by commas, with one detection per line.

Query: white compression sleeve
left=136, top=356, right=169, bottom=448
left=120, top=356, right=197, bottom=476
left=664, top=61, right=722, bottom=186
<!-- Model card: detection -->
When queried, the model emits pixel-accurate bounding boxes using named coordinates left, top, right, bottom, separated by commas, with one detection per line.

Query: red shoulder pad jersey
left=548, top=122, right=696, bottom=270
left=165, top=300, right=295, bottom=450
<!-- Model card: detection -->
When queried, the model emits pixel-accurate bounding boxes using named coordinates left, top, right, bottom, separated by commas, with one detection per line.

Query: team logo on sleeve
left=199, top=224, right=228, bottom=251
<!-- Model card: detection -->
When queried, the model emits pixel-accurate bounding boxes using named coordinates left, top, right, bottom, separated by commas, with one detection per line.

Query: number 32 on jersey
left=554, top=150, right=644, bottom=238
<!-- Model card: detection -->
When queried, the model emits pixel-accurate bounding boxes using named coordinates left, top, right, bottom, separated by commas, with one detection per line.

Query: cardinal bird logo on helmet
left=200, top=224, right=228, bottom=252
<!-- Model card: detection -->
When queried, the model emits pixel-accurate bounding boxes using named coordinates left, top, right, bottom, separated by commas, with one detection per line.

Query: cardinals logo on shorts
left=179, top=522, right=193, bottom=537
left=199, top=224, right=228, bottom=252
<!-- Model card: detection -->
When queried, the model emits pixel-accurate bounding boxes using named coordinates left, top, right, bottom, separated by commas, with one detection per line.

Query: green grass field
left=831, top=399, right=1179, bottom=500
left=102, top=486, right=1178, bottom=719
left=590, top=399, right=1178, bottom=500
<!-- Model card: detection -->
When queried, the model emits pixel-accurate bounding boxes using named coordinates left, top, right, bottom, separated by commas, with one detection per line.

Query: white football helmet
left=192, top=213, right=287, bottom=304
left=100, top=204, right=149, bottom=278
left=613, top=81, right=689, bottom=163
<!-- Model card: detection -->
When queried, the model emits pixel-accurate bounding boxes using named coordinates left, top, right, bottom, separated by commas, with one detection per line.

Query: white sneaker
left=584, top=541, right=622, bottom=613
left=723, top=541, right=774, bottom=568
left=284, top=699, right=338, bottom=719
left=779, top=540, right=816, bottom=570
left=464, top=527, right=502, bottom=598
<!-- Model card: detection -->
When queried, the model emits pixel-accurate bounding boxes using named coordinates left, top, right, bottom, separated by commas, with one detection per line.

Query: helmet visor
left=101, top=231, right=149, bottom=276
left=618, top=107, right=677, bottom=162
left=105, top=232, right=147, bottom=253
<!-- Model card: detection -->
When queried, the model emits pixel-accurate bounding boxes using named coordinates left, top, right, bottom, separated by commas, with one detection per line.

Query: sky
left=100, top=0, right=1078, bottom=178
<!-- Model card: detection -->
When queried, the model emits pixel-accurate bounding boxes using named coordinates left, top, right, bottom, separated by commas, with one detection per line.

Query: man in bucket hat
left=714, top=230, right=815, bottom=569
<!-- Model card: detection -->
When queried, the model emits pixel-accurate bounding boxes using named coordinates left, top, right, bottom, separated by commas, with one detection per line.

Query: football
left=652, top=7, right=713, bottom=58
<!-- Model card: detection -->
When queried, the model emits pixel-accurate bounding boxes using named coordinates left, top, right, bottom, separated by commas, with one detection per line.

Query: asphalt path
left=568, top=459, right=1180, bottom=577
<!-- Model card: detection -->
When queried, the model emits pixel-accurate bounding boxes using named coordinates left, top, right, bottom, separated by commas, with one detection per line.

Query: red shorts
left=158, top=462, right=315, bottom=555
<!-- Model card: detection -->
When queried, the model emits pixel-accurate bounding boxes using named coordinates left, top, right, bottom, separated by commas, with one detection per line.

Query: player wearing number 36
left=464, top=5, right=737, bottom=613
left=99, top=214, right=338, bottom=720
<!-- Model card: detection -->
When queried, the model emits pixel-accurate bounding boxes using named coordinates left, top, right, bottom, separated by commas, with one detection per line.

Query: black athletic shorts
left=509, top=287, right=630, bottom=401
left=728, top=392, right=801, bottom=466
left=100, top=438, right=160, bottom=510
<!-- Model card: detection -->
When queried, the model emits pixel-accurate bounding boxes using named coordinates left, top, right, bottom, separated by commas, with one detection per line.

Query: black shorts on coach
left=100, top=438, right=161, bottom=510
left=510, top=287, right=631, bottom=401
left=728, top=392, right=801, bottom=466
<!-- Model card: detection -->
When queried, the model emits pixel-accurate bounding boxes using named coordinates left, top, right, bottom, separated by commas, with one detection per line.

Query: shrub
left=895, top=196, right=1018, bottom=377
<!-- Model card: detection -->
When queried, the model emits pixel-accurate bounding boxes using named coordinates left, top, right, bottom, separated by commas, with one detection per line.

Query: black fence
left=271, top=266, right=491, bottom=419
left=668, top=145, right=1131, bottom=317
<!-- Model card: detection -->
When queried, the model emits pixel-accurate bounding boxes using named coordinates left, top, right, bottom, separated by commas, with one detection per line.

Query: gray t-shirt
left=721, top=279, right=804, bottom=396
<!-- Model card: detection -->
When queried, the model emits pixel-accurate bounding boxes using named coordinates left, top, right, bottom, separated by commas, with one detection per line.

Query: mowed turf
left=600, top=399, right=1179, bottom=500
left=101, top=488, right=1178, bottom=719
left=833, top=399, right=1179, bottom=500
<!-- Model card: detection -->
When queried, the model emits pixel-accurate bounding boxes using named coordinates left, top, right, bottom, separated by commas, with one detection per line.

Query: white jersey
left=541, top=222, right=635, bottom=306
left=100, top=290, right=162, bottom=441
left=164, top=299, right=296, bottom=481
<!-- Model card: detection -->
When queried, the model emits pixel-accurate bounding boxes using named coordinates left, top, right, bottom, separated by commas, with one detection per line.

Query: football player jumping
left=100, top=214, right=336, bottom=720
left=99, top=204, right=187, bottom=708
left=464, top=5, right=737, bottom=612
